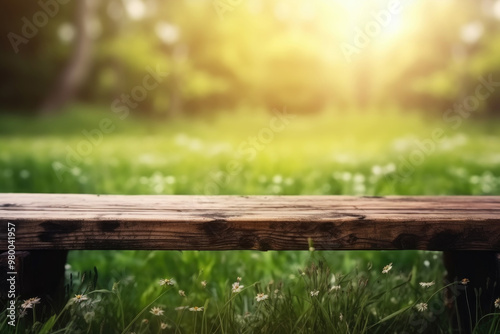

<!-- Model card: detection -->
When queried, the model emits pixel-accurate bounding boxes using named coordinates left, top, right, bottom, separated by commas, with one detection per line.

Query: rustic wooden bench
left=2, top=194, right=500, bottom=250
left=1, top=193, right=500, bottom=330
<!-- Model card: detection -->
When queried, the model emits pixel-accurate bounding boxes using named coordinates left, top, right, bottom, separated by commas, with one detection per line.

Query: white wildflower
left=232, top=282, right=244, bottom=293
left=150, top=306, right=164, bottom=316
left=159, top=278, right=175, bottom=286
left=419, top=281, right=435, bottom=288
left=415, top=303, right=428, bottom=312
left=189, top=306, right=204, bottom=312
left=255, top=293, right=269, bottom=302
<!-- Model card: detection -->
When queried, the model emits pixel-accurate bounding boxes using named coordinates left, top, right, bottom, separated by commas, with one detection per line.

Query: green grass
left=3, top=251, right=456, bottom=334
left=1, top=105, right=499, bottom=196
left=1, top=105, right=500, bottom=333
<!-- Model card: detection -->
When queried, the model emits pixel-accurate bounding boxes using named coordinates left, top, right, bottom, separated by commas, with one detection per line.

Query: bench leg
left=1, top=250, right=68, bottom=309
left=443, top=251, right=500, bottom=333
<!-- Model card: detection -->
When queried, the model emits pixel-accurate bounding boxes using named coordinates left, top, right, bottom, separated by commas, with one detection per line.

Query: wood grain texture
left=0, top=194, right=499, bottom=251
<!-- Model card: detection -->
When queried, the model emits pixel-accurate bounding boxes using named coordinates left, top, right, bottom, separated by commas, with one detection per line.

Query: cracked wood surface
left=0, top=194, right=499, bottom=251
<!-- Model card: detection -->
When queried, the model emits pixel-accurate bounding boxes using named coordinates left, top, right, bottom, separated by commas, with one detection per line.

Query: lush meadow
left=1, top=107, right=500, bottom=333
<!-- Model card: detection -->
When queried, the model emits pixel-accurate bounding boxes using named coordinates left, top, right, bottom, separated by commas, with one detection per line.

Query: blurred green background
left=1, top=0, right=500, bottom=116
left=1, top=0, right=500, bottom=303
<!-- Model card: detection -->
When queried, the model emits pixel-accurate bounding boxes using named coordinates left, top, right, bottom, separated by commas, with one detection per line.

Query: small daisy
left=494, top=298, right=500, bottom=309
left=142, top=319, right=149, bottom=324
left=161, top=322, right=170, bottom=329
left=255, top=293, right=269, bottom=302
left=419, top=281, right=435, bottom=288
left=237, top=277, right=242, bottom=282
left=72, top=294, right=89, bottom=303
left=232, top=282, right=244, bottom=293
left=21, top=297, right=41, bottom=309
left=189, top=306, right=204, bottom=312
left=382, top=263, right=393, bottom=274
left=415, top=303, right=428, bottom=312
left=175, top=306, right=189, bottom=311
left=178, top=290, right=186, bottom=297
left=29, top=297, right=41, bottom=305
left=461, top=278, right=470, bottom=285
left=150, top=306, right=164, bottom=316
left=310, top=290, right=319, bottom=297
left=201, top=280, right=207, bottom=288
left=329, top=285, right=341, bottom=292
left=159, top=278, right=175, bottom=286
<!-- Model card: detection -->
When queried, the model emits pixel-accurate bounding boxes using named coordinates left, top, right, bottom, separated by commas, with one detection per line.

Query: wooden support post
left=443, top=251, right=500, bottom=333
left=0, top=250, right=68, bottom=309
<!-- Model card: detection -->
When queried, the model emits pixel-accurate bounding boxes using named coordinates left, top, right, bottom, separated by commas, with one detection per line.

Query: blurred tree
left=0, top=2, right=74, bottom=112
left=40, top=0, right=97, bottom=114
left=1, top=0, right=500, bottom=117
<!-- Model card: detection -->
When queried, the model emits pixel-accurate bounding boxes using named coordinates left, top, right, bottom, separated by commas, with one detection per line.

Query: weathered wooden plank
left=0, top=194, right=499, bottom=251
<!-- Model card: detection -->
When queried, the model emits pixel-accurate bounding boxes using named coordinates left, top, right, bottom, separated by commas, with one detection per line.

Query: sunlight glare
left=494, top=0, right=500, bottom=20
left=332, top=0, right=408, bottom=44
left=123, top=0, right=146, bottom=21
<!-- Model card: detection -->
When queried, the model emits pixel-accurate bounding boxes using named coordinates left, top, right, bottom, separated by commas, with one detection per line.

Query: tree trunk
left=39, top=0, right=96, bottom=114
